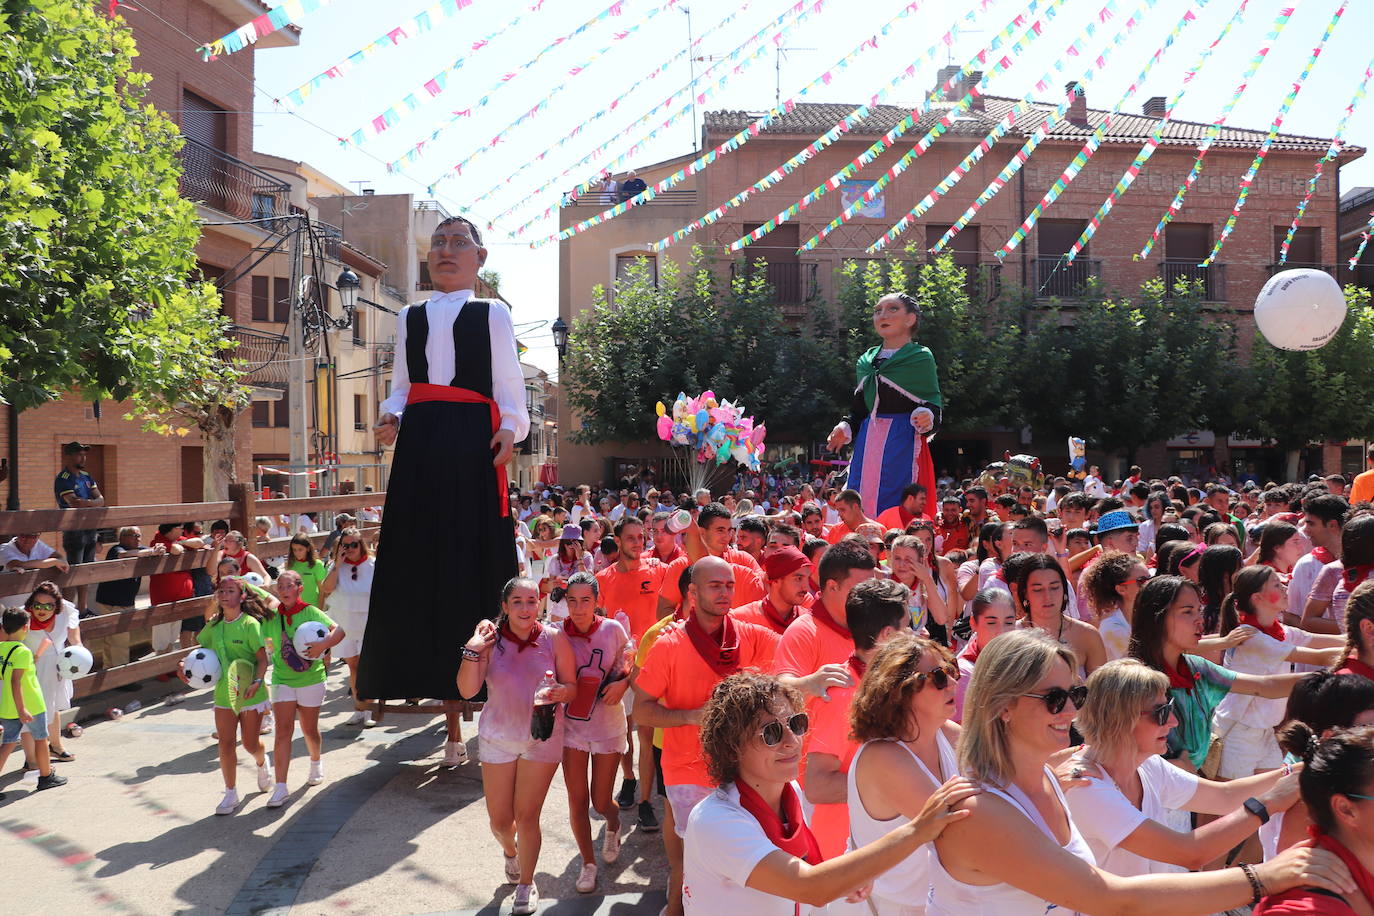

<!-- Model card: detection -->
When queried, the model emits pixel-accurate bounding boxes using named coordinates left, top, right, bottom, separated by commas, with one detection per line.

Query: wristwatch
left=1243, top=797, right=1270, bottom=825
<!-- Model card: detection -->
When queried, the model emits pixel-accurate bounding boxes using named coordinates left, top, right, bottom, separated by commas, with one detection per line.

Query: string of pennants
left=196, top=0, right=1359, bottom=266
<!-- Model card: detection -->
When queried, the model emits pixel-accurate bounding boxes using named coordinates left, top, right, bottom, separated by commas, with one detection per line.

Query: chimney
left=1065, top=81, right=1088, bottom=128
left=1142, top=96, right=1167, bottom=117
left=965, top=70, right=985, bottom=111
left=936, top=65, right=962, bottom=101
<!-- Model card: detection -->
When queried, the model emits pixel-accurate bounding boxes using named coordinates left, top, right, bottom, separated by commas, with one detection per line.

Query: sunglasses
left=1143, top=697, right=1176, bottom=726
left=1129, top=575, right=1150, bottom=587
left=915, top=663, right=960, bottom=691
left=1024, top=684, right=1089, bottom=714
left=758, top=713, right=809, bottom=747
left=31, top=602, right=56, bottom=613
left=342, top=541, right=362, bottom=549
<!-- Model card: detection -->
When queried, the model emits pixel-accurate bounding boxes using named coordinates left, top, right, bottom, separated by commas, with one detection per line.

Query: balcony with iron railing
left=1034, top=256, right=1102, bottom=299
left=731, top=261, right=821, bottom=316
left=1160, top=259, right=1227, bottom=301
left=945, top=261, right=1004, bottom=302
left=563, top=189, right=699, bottom=209
left=227, top=325, right=290, bottom=390
left=1266, top=262, right=1339, bottom=277
left=178, top=135, right=292, bottom=224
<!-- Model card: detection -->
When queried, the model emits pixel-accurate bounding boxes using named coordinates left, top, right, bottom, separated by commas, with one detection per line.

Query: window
left=274, top=387, right=290, bottom=427
left=353, top=394, right=366, bottom=431
left=251, top=400, right=270, bottom=427
left=352, top=307, right=366, bottom=347
left=273, top=277, right=290, bottom=322
left=418, top=261, right=432, bottom=291
left=251, top=276, right=270, bottom=321
left=1037, top=220, right=1087, bottom=259
left=615, top=253, right=658, bottom=286
left=1276, top=226, right=1320, bottom=265
left=1165, top=223, right=1211, bottom=261
left=252, top=193, right=275, bottom=221
left=926, top=225, right=980, bottom=266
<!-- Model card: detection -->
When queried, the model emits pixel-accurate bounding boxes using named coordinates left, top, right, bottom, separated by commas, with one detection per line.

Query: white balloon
left=1254, top=269, right=1347, bottom=351
left=57, top=645, right=94, bottom=680
left=183, top=648, right=222, bottom=689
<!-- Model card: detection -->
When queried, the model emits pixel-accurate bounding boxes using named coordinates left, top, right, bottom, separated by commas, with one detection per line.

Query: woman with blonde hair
left=209, top=529, right=269, bottom=581
left=1064, top=658, right=1305, bottom=878
left=925, top=628, right=1355, bottom=915
left=847, top=632, right=963, bottom=914
left=321, top=527, right=376, bottom=728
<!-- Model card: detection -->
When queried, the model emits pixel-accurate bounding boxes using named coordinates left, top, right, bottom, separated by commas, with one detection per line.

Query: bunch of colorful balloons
left=655, top=391, right=766, bottom=471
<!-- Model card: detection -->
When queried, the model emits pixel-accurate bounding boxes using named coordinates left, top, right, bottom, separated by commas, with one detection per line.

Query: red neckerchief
left=1342, top=564, right=1374, bottom=593
left=344, top=553, right=368, bottom=568
left=1240, top=613, right=1285, bottom=642
left=961, top=637, right=982, bottom=664
left=1336, top=656, right=1374, bottom=681
left=501, top=620, right=543, bottom=652
left=808, top=595, right=852, bottom=640
left=762, top=597, right=799, bottom=633
left=28, top=609, right=56, bottom=632
left=683, top=612, right=740, bottom=677
left=1309, top=827, right=1374, bottom=906
left=847, top=654, right=868, bottom=679
left=281, top=600, right=309, bottom=625
left=1312, top=546, right=1335, bottom=564
left=223, top=548, right=247, bottom=561
left=1164, top=656, right=1202, bottom=690
left=735, top=779, right=824, bottom=867
left=654, top=544, right=683, bottom=565
left=563, top=615, right=603, bottom=640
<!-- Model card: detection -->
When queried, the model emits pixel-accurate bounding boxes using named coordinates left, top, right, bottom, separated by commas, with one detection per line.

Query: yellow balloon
left=686, top=415, right=697, bottom=432
left=656, top=401, right=666, bottom=417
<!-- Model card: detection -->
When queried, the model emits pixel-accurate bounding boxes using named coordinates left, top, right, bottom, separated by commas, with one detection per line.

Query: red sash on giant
left=407, top=383, right=509, bottom=517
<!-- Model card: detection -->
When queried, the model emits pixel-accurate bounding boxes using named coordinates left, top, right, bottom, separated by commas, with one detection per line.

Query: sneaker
left=575, top=862, right=598, bottom=894
left=345, top=710, right=376, bottom=727
left=20, top=768, right=38, bottom=787
left=602, top=825, right=621, bottom=865
left=442, top=741, right=468, bottom=768
left=637, top=799, right=660, bottom=833
left=257, top=758, right=273, bottom=792
left=260, top=712, right=274, bottom=735
left=616, top=777, right=638, bottom=810
left=215, top=789, right=240, bottom=816
left=308, top=760, right=325, bottom=786
left=503, top=851, right=520, bottom=885
left=511, top=882, right=539, bottom=915
left=266, top=784, right=290, bottom=808
left=36, top=772, right=67, bottom=791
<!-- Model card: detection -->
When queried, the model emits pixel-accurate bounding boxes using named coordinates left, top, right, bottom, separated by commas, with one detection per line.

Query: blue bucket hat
left=1095, top=510, right=1138, bottom=535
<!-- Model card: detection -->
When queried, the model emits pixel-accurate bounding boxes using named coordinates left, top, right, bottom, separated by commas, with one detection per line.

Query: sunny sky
left=215, top=0, right=1374, bottom=378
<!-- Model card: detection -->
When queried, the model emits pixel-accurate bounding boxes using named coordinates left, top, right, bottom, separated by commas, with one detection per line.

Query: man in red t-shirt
left=657, top=502, right=764, bottom=616
left=804, top=577, right=911, bottom=858
left=875, top=483, right=928, bottom=533
left=731, top=546, right=812, bottom=634
left=800, top=504, right=827, bottom=541
left=824, top=488, right=877, bottom=544
left=934, top=495, right=970, bottom=555
left=635, top=556, right=780, bottom=916
left=596, top=515, right=670, bottom=816
left=645, top=510, right=684, bottom=564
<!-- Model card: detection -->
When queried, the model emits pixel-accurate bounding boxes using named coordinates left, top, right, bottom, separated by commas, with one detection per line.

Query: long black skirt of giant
left=357, top=399, right=515, bottom=700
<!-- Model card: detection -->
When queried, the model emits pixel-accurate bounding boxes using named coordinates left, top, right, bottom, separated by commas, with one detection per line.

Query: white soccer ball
left=1254, top=268, right=1347, bottom=351
left=183, top=648, right=222, bottom=689
left=57, top=645, right=94, bottom=680
left=242, top=571, right=266, bottom=587
left=292, top=621, right=331, bottom=658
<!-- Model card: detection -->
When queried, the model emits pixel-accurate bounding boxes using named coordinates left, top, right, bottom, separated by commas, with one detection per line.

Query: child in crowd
left=0, top=608, right=67, bottom=797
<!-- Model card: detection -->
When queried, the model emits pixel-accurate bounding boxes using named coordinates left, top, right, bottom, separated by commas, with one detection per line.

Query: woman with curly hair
left=847, top=631, right=964, bottom=914
left=1080, top=551, right=1149, bottom=660
left=683, top=671, right=978, bottom=914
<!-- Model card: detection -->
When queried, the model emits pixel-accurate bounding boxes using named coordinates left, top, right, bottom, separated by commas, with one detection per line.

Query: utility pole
left=683, top=6, right=697, bottom=148
left=287, top=215, right=309, bottom=496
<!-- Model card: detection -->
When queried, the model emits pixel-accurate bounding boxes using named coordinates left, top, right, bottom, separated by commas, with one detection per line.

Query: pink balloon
left=751, top=424, right=766, bottom=447
left=656, top=415, right=673, bottom=440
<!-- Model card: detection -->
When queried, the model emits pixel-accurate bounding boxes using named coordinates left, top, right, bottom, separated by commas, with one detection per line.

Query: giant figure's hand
left=826, top=424, right=850, bottom=453
left=491, top=428, right=516, bottom=467
left=374, top=413, right=399, bottom=446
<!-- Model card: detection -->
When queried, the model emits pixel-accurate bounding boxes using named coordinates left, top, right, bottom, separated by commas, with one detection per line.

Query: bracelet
left=461, top=647, right=483, bottom=662
left=1282, top=761, right=1293, bottom=776
left=1239, top=863, right=1265, bottom=905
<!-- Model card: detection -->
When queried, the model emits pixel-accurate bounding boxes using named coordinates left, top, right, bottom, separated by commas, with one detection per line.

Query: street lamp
left=551, top=316, right=569, bottom=361
left=336, top=267, right=361, bottom=311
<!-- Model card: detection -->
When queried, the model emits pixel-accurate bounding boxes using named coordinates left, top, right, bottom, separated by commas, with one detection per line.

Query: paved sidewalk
left=2, top=669, right=668, bottom=915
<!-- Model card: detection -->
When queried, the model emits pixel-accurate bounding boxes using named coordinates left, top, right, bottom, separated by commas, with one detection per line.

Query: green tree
left=1234, top=285, right=1374, bottom=481
left=0, top=0, right=238, bottom=502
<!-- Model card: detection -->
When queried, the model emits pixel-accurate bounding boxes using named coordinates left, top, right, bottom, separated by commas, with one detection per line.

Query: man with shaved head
left=634, top=555, right=782, bottom=914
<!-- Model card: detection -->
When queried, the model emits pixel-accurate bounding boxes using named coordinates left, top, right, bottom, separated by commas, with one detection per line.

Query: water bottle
left=665, top=509, right=692, bottom=534
left=530, top=669, right=558, bottom=741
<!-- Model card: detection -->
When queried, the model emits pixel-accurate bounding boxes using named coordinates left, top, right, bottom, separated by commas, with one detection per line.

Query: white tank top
left=926, top=767, right=1096, bottom=915
left=847, top=731, right=959, bottom=909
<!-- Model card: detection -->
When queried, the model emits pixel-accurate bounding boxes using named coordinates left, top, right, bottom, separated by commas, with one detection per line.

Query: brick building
left=557, top=71, right=1364, bottom=486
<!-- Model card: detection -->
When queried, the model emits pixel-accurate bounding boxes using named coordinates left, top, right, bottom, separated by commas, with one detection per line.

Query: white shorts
left=666, top=783, right=713, bottom=838
left=478, top=732, right=563, bottom=766
left=564, top=732, right=628, bottom=756
left=272, top=682, right=327, bottom=708
left=333, top=625, right=365, bottom=659
left=1217, top=718, right=1283, bottom=778
left=215, top=699, right=271, bottom=715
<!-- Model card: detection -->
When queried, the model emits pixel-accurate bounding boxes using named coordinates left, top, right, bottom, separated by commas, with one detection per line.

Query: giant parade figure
left=826, top=292, right=942, bottom=518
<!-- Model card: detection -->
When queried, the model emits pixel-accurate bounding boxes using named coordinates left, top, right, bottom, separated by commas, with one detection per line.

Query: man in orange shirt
left=803, top=578, right=911, bottom=858
left=823, top=488, right=877, bottom=544
left=731, top=546, right=812, bottom=634
left=1351, top=445, right=1374, bottom=505
left=635, top=556, right=780, bottom=916
left=645, top=510, right=684, bottom=564
left=656, top=502, right=764, bottom=616
left=875, top=483, right=928, bottom=533
left=775, top=539, right=877, bottom=705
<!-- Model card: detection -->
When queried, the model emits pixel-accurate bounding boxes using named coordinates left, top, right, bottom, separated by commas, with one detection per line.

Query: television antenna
left=776, top=46, right=816, bottom=106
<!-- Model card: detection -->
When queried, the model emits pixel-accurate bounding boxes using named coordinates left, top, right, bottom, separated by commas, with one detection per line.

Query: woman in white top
left=927, top=629, right=1352, bottom=915
left=684, top=672, right=979, bottom=915
left=1079, top=551, right=1149, bottom=660
left=1213, top=566, right=1345, bottom=778
left=21, top=582, right=82, bottom=761
left=320, top=528, right=377, bottom=728
left=848, top=633, right=962, bottom=915
left=1064, top=658, right=1304, bottom=878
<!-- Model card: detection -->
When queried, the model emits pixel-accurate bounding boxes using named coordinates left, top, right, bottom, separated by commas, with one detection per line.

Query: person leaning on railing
left=91, top=526, right=166, bottom=675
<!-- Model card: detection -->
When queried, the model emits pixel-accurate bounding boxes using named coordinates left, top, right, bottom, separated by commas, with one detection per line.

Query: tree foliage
left=0, top=0, right=233, bottom=414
